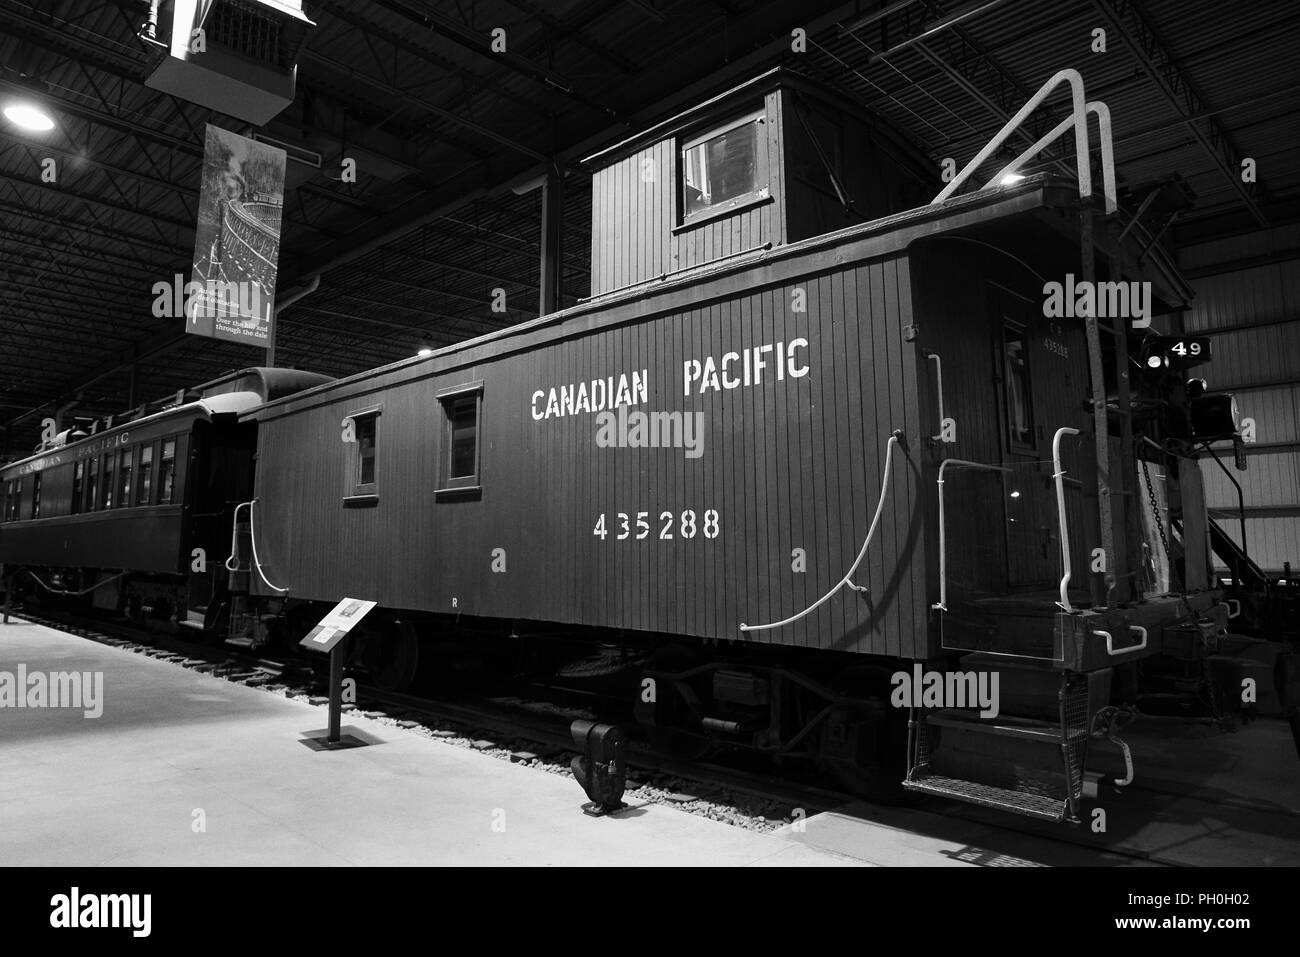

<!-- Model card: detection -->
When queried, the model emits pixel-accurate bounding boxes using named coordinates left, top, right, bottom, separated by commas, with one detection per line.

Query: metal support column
left=1081, top=208, right=1116, bottom=607
left=539, top=163, right=563, bottom=316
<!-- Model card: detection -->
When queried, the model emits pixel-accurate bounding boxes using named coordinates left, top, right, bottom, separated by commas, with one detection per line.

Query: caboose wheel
left=366, top=620, right=420, bottom=692
left=634, top=643, right=714, bottom=760
left=818, top=664, right=909, bottom=803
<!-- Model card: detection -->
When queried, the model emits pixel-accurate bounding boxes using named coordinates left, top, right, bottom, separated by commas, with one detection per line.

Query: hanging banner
left=186, top=124, right=286, bottom=346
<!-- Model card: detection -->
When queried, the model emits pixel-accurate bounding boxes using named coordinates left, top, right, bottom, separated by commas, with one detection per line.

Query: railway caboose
left=231, top=69, right=1295, bottom=823
left=0, top=367, right=329, bottom=633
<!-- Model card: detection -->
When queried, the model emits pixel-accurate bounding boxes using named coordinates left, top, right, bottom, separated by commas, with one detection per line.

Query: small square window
left=437, top=382, right=483, bottom=495
left=681, top=109, right=769, bottom=225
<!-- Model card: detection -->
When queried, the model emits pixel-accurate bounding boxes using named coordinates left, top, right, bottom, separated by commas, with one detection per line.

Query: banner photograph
left=188, top=125, right=286, bottom=346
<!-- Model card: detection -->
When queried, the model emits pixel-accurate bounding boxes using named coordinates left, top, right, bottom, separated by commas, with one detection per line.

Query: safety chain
left=1141, top=458, right=1182, bottom=590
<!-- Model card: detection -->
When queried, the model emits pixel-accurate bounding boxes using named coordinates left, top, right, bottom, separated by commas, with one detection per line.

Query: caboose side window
left=357, top=416, right=377, bottom=488
left=72, top=461, right=84, bottom=514
left=436, top=382, right=483, bottom=494
left=158, top=440, right=176, bottom=505
left=1003, top=324, right=1035, bottom=449
left=342, top=407, right=382, bottom=504
left=681, top=110, right=768, bottom=225
left=30, top=473, right=41, bottom=519
left=136, top=444, right=153, bottom=506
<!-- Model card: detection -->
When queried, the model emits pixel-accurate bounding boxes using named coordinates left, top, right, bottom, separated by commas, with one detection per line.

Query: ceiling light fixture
left=998, top=172, right=1026, bottom=186
left=3, top=102, right=55, bottom=133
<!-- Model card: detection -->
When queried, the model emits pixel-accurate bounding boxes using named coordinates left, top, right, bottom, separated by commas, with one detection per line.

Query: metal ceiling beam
left=0, top=189, right=187, bottom=261
left=1091, top=0, right=1268, bottom=227
left=313, top=1, right=553, bottom=114
left=0, top=170, right=194, bottom=234
left=298, top=50, right=547, bottom=162
left=500, top=0, right=640, bottom=75
left=367, top=0, right=618, bottom=120
left=0, top=221, right=171, bottom=280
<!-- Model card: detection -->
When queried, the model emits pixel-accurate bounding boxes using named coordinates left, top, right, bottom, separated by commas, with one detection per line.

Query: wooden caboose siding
left=251, top=256, right=926, bottom=659
left=589, top=89, right=785, bottom=297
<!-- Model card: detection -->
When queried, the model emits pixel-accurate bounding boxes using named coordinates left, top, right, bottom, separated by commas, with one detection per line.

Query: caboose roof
left=580, top=67, right=873, bottom=171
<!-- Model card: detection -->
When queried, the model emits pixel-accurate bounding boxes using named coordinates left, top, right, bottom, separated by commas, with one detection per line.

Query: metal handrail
left=224, top=499, right=288, bottom=594
left=932, top=68, right=1117, bottom=214
left=740, top=431, right=905, bottom=633
left=931, top=458, right=1012, bottom=613
left=1053, top=427, right=1082, bottom=612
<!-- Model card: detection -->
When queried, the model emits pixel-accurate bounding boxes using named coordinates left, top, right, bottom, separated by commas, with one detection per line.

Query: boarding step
left=925, top=708, right=1080, bottom=742
left=902, top=774, right=1067, bottom=822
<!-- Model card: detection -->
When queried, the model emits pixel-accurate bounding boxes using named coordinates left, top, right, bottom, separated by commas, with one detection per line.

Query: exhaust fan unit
left=144, top=0, right=315, bottom=125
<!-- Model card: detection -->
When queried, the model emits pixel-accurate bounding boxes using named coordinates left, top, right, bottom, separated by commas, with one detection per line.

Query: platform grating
left=903, top=774, right=1067, bottom=822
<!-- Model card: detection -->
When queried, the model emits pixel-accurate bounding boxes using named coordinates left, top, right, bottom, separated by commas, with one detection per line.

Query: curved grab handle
left=741, top=432, right=904, bottom=632
left=1225, top=599, right=1241, bottom=620
left=926, top=353, right=946, bottom=442
left=1095, top=626, right=1147, bottom=656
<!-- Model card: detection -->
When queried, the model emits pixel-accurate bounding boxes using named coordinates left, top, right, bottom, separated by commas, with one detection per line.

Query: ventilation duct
left=144, top=0, right=315, bottom=126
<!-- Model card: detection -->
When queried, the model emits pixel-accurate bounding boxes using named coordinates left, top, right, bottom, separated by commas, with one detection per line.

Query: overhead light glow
left=3, top=102, right=55, bottom=132
left=998, top=172, right=1026, bottom=186
left=1009, top=490, right=1021, bottom=499
left=416, top=347, right=435, bottom=357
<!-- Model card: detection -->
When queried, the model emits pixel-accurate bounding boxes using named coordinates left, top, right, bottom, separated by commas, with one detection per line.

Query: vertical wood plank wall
left=252, top=255, right=929, bottom=659
left=590, top=91, right=785, bottom=297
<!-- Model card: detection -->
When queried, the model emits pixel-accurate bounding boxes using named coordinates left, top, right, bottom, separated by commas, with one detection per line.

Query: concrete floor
left=3, top=618, right=1296, bottom=867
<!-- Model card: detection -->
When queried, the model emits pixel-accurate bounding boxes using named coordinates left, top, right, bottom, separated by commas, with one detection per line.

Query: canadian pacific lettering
left=532, top=369, right=648, bottom=420
left=683, top=337, right=809, bottom=395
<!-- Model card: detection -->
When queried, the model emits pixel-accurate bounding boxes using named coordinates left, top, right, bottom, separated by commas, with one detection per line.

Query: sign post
left=298, top=598, right=378, bottom=749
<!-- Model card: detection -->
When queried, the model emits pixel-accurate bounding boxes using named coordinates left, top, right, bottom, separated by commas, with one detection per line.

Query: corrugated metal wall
left=1180, top=222, right=1300, bottom=574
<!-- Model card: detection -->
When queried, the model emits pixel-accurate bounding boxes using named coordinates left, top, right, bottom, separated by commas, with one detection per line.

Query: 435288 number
left=593, top=509, right=720, bottom=541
